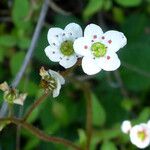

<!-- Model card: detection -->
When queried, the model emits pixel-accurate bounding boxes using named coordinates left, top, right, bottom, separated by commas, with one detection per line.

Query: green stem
left=83, top=83, right=92, bottom=150
left=23, top=92, right=50, bottom=121
left=8, top=103, right=13, bottom=117
left=0, top=118, right=81, bottom=150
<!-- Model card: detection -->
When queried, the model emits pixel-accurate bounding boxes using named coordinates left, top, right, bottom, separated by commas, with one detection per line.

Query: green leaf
left=113, top=7, right=125, bottom=24
left=134, top=108, right=150, bottom=124
left=10, top=51, right=25, bottom=76
left=78, top=129, right=87, bottom=148
left=101, top=141, right=118, bottom=150
left=0, top=48, right=5, bottom=62
left=24, top=137, right=39, bottom=150
left=12, top=0, right=30, bottom=29
left=83, top=0, right=104, bottom=20
left=120, top=14, right=150, bottom=91
left=0, top=35, right=17, bottom=47
left=52, top=101, right=69, bottom=126
left=115, top=0, right=142, bottom=7
left=92, top=93, right=106, bottom=127
left=19, top=80, right=39, bottom=96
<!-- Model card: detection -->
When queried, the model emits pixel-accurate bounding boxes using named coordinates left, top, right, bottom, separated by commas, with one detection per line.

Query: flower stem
left=23, top=92, right=50, bottom=121
left=83, top=83, right=93, bottom=150
left=8, top=103, right=13, bottom=117
left=0, top=118, right=81, bottom=150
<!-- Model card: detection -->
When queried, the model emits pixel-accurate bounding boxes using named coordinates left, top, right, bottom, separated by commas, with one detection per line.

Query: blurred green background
left=0, top=0, right=150, bottom=149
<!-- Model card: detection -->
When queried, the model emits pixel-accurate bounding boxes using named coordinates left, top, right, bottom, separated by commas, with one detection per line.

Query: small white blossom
left=0, top=82, right=27, bottom=106
left=40, top=67, right=65, bottom=97
left=73, top=23, right=127, bottom=75
left=121, top=120, right=132, bottom=134
left=45, top=23, right=83, bottom=69
left=130, top=123, right=150, bottom=149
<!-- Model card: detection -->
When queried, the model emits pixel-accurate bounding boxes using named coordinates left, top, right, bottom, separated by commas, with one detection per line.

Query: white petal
left=47, top=27, right=64, bottom=47
left=102, top=30, right=127, bottom=52
left=53, top=77, right=61, bottom=98
left=82, top=56, right=101, bottom=75
left=84, top=24, right=103, bottom=39
left=14, top=93, right=27, bottom=106
left=96, top=50, right=121, bottom=71
left=59, top=55, right=77, bottom=69
left=65, top=23, right=83, bottom=40
left=130, top=124, right=150, bottom=149
left=147, top=120, right=150, bottom=128
left=48, top=69, right=65, bottom=85
left=44, top=45, right=62, bottom=62
left=121, top=120, right=132, bottom=134
left=73, top=37, right=91, bottom=56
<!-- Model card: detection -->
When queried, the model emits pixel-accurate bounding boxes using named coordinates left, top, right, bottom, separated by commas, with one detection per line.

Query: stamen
left=107, top=56, right=110, bottom=60
left=108, top=40, right=112, bottom=44
left=101, top=36, right=105, bottom=39
left=93, top=35, right=97, bottom=39
left=84, top=45, right=88, bottom=49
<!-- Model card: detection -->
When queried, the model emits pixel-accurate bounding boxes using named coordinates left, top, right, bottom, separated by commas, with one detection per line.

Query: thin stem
left=0, top=118, right=81, bottom=150
left=23, top=92, right=50, bottom=121
left=0, top=0, right=49, bottom=118
left=12, top=0, right=49, bottom=88
left=8, top=104, right=13, bottom=117
left=83, top=83, right=92, bottom=150
left=113, top=71, right=129, bottom=98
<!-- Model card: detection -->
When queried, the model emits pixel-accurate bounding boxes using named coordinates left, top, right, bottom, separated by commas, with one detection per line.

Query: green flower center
left=60, top=40, right=74, bottom=56
left=4, top=89, right=17, bottom=104
left=138, top=131, right=146, bottom=141
left=91, top=42, right=107, bottom=57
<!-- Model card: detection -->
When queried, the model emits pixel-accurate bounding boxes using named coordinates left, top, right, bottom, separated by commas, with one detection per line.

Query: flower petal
left=53, top=77, right=61, bottom=98
left=96, top=50, right=121, bottom=71
left=73, top=37, right=91, bottom=56
left=121, top=120, right=132, bottom=134
left=65, top=23, right=83, bottom=40
left=84, top=24, right=103, bottom=39
left=102, top=30, right=127, bottom=52
left=82, top=56, right=101, bottom=75
left=59, top=55, right=77, bottom=69
left=47, top=27, right=64, bottom=47
left=14, top=93, right=27, bottom=106
left=130, top=124, right=150, bottom=149
left=48, top=69, right=65, bottom=85
left=44, top=46, right=62, bottom=62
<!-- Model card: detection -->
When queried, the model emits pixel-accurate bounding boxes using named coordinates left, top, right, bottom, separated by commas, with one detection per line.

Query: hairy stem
left=23, top=92, right=50, bottom=121
left=0, top=118, right=81, bottom=150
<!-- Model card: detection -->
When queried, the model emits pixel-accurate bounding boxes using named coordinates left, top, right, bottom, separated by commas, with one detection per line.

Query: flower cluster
left=45, top=23, right=127, bottom=75
left=121, top=120, right=150, bottom=149
left=39, top=67, right=65, bottom=98
left=0, top=82, right=27, bottom=105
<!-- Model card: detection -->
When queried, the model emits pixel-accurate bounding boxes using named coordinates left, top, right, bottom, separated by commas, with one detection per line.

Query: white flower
left=40, top=67, right=65, bottom=97
left=130, top=123, right=150, bottom=149
left=0, top=82, right=27, bottom=106
left=73, top=23, right=127, bottom=75
left=45, top=23, right=83, bottom=69
left=121, top=120, right=132, bottom=134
